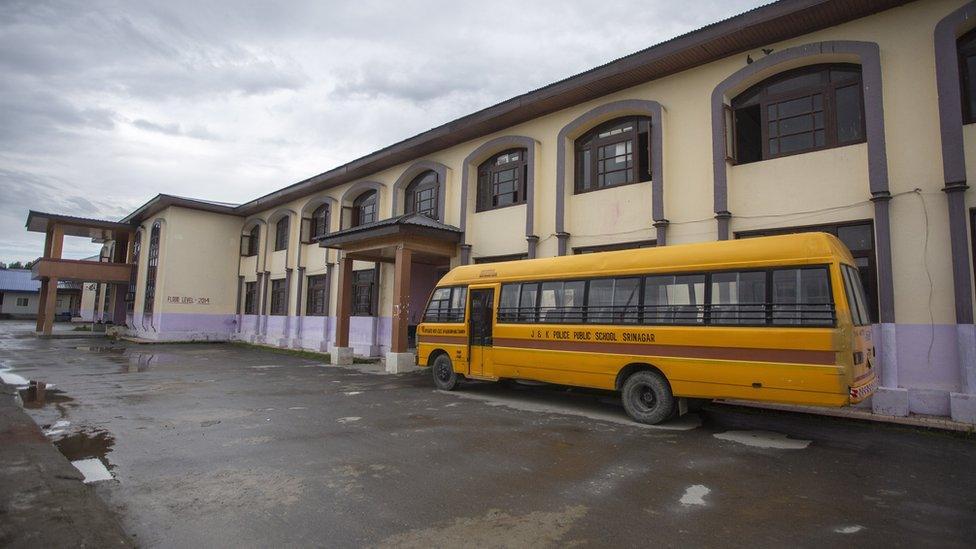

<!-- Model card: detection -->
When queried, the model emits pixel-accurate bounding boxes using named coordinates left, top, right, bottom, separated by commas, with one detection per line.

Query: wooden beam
left=335, top=255, right=353, bottom=347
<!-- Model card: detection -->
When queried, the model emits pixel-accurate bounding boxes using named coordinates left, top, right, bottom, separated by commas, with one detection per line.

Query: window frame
left=306, top=274, right=330, bottom=316
left=476, top=148, right=528, bottom=212
left=574, top=116, right=652, bottom=194
left=735, top=220, right=877, bottom=323
left=352, top=191, right=378, bottom=227
left=422, top=286, right=468, bottom=323
left=730, top=63, right=866, bottom=164
left=309, top=204, right=330, bottom=241
left=494, top=265, right=837, bottom=328
left=270, top=278, right=287, bottom=316
left=244, top=281, right=257, bottom=315
left=274, top=217, right=289, bottom=252
left=959, top=27, right=976, bottom=125
left=572, top=239, right=656, bottom=254
left=404, top=171, right=440, bottom=220
left=143, top=222, right=160, bottom=315
left=473, top=253, right=528, bottom=264
left=351, top=268, right=377, bottom=316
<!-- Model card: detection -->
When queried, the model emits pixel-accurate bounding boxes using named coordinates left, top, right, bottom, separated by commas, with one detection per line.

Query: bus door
left=467, top=288, right=494, bottom=378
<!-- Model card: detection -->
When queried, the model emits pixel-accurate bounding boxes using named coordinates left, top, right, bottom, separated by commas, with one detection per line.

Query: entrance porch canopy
left=25, top=210, right=136, bottom=335
left=316, top=214, right=461, bottom=356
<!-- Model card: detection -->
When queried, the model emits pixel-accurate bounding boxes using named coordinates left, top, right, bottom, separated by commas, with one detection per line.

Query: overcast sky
left=0, top=0, right=768, bottom=264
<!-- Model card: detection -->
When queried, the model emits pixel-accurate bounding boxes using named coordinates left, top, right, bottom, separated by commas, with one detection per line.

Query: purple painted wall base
left=234, top=315, right=392, bottom=357
left=127, top=313, right=237, bottom=341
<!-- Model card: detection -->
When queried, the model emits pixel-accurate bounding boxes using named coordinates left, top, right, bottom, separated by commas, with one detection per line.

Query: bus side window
left=771, top=268, right=833, bottom=326
left=498, top=283, right=520, bottom=322
left=710, top=271, right=766, bottom=325
left=643, top=274, right=705, bottom=324
left=424, top=288, right=452, bottom=322
left=518, top=283, right=539, bottom=322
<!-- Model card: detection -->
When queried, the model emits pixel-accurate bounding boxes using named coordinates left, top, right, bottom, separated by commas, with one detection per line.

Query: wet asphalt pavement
left=1, top=320, right=974, bottom=548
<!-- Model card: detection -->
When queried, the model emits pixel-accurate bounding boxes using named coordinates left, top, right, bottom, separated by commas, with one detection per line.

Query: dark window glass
left=473, top=253, right=527, bottom=264
left=574, top=116, right=651, bottom=193
left=352, top=269, right=376, bottom=316
left=585, top=278, right=640, bottom=324
left=274, top=217, right=289, bottom=251
left=771, top=268, right=834, bottom=326
left=709, top=271, right=766, bottom=325
left=270, top=279, right=287, bottom=315
left=405, top=171, right=439, bottom=220
left=959, top=28, right=976, bottom=124
left=244, top=281, right=257, bottom=314
left=310, top=205, right=329, bottom=239
left=353, top=191, right=377, bottom=226
left=144, top=223, right=160, bottom=314
left=643, top=274, right=706, bottom=325
left=498, top=283, right=521, bottom=322
left=731, top=64, right=864, bottom=164
left=841, top=265, right=871, bottom=326
left=423, top=286, right=466, bottom=323
left=246, top=225, right=260, bottom=256
left=126, top=232, right=141, bottom=311
left=538, top=280, right=586, bottom=323
left=306, top=274, right=329, bottom=316
left=477, top=149, right=527, bottom=211
left=518, top=283, right=539, bottom=322
left=573, top=240, right=656, bottom=254
left=738, top=221, right=877, bottom=322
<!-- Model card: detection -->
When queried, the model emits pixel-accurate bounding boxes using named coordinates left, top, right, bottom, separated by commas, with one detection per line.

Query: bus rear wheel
left=621, top=370, right=674, bottom=424
left=431, top=354, right=459, bottom=391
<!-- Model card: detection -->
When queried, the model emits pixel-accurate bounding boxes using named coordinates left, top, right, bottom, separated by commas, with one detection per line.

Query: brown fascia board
left=130, top=0, right=910, bottom=222
left=122, top=194, right=240, bottom=224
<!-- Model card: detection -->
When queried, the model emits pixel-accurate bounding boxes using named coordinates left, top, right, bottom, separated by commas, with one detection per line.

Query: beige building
left=26, top=0, right=976, bottom=423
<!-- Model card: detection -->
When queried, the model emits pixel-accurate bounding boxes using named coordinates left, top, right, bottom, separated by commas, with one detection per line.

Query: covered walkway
left=25, top=211, right=136, bottom=335
left=316, top=213, right=460, bottom=372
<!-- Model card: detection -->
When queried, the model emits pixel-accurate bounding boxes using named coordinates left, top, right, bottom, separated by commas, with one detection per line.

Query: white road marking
left=713, top=430, right=811, bottom=449
left=679, top=485, right=710, bottom=506
left=71, top=458, right=113, bottom=483
left=835, top=525, right=864, bottom=534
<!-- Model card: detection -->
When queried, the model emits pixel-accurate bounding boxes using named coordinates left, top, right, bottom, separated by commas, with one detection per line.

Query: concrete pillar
left=332, top=254, right=353, bottom=365
left=35, top=279, right=50, bottom=332
left=41, top=276, right=58, bottom=335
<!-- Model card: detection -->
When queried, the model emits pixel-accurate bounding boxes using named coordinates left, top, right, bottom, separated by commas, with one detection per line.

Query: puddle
left=71, top=458, right=113, bottom=483
left=679, top=484, right=710, bottom=506
left=43, top=420, right=71, bottom=436
left=54, top=428, right=116, bottom=464
left=19, top=387, right=74, bottom=409
left=713, top=430, right=811, bottom=450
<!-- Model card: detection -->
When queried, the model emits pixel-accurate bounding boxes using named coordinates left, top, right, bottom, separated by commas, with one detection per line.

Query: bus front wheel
left=431, top=354, right=459, bottom=391
left=621, top=370, right=674, bottom=424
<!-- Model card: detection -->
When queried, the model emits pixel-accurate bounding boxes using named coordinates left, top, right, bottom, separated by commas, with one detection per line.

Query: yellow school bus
left=417, top=233, right=877, bottom=424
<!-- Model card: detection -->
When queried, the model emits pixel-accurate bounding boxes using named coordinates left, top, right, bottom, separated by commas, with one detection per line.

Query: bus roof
left=440, top=232, right=855, bottom=286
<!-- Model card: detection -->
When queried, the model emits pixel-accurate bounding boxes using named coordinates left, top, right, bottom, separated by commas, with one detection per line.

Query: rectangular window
left=16, top=297, right=29, bottom=307
left=709, top=271, right=766, bottom=325
left=423, top=286, right=467, bottom=323
left=538, top=280, right=586, bottom=323
left=643, top=274, right=706, bottom=325
left=518, top=282, right=539, bottom=322
left=771, top=267, right=834, bottom=326
left=270, top=279, right=287, bottom=316
left=473, top=253, right=527, bottom=264
left=498, top=283, right=520, bottom=322
left=586, top=277, right=640, bottom=324
left=275, top=218, right=289, bottom=251
left=306, top=275, right=329, bottom=316
left=352, top=269, right=376, bottom=316
left=244, top=282, right=257, bottom=315
left=573, top=240, right=656, bottom=254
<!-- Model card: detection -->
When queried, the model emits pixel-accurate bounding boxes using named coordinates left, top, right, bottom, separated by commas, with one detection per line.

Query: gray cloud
left=0, top=0, right=766, bottom=263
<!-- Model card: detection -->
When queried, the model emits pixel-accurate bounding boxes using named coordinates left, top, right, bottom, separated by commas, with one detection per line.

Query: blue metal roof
left=0, top=269, right=40, bottom=292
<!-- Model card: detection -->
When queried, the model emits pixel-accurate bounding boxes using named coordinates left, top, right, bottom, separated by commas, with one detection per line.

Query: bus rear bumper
left=849, top=374, right=879, bottom=404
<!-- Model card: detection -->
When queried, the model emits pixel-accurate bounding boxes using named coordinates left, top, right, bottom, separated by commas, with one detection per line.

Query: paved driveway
left=1, top=320, right=974, bottom=547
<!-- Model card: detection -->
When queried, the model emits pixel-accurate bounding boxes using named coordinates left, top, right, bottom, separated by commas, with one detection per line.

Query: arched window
left=477, top=149, right=527, bottom=211
left=404, top=171, right=439, bottom=219
left=245, top=225, right=260, bottom=256
left=310, top=204, right=330, bottom=239
left=958, top=28, right=976, bottom=124
left=126, top=232, right=141, bottom=312
left=730, top=63, right=864, bottom=164
left=353, top=190, right=377, bottom=226
left=575, top=116, right=651, bottom=193
left=274, top=216, right=289, bottom=251
left=144, top=222, right=160, bottom=315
